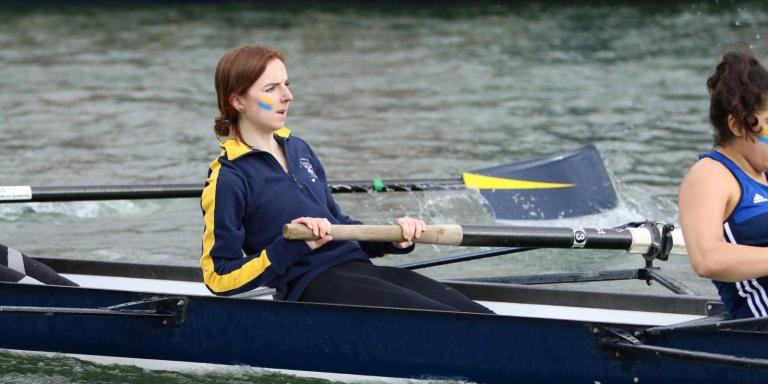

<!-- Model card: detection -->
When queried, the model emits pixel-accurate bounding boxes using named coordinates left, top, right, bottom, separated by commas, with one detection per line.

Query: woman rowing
left=200, top=44, right=491, bottom=313
left=679, top=51, right=768, bottom=319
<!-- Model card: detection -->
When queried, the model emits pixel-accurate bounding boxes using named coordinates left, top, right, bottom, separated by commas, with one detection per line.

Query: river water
left=1, top=1, right=767, bottom=383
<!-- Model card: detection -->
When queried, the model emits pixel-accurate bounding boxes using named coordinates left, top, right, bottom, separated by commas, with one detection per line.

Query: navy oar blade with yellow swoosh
left=463, top=145, right=617, bottom=220
left=0, top=146, right=616, bottom=220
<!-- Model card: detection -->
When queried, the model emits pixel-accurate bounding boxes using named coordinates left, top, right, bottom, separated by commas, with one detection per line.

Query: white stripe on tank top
left=725, top=222, right=768, bottom=317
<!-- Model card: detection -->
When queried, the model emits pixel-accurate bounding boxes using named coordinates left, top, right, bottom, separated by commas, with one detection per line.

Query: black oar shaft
left=459, top=225, right=634, bottom=250
left=0, top=179, right=464, bottom=203
left=330, top=178, right=463, bottom=193
left=22, top=185, right=202, bottom=202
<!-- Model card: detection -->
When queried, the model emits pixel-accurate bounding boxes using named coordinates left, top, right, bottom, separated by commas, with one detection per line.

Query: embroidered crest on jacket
left=299, top=157, right=318, bottom=182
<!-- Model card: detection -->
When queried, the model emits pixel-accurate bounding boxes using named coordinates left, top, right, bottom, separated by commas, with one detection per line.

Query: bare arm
left=679, top=158, right=768, bottom=281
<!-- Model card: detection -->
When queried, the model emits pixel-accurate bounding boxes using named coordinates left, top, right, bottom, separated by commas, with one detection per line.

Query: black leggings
left=301, top=260, right=493, bottom=314
left=0, top=244, right=78, bottom=286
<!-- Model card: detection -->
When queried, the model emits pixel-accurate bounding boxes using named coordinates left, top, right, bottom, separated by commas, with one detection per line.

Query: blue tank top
left=701, top=151, right=768, bottom=318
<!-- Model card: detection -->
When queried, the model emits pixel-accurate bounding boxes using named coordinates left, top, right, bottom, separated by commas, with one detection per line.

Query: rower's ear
left=229, top=94, right=244, bottom=113
left=727, top=114, right=743, bottom=137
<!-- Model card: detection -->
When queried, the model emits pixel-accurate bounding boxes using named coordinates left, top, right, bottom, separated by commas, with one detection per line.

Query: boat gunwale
left=32, top=256, right=721, bottom=316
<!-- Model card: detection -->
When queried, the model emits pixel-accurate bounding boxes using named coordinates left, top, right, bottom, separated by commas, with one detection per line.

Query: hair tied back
left=214, top=114, right=232, bottom=137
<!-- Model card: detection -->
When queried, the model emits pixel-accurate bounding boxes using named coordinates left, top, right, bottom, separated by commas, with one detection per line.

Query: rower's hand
left=393, top=216, right=426, bottom=249
left=291, top=217, right=333, bottom=250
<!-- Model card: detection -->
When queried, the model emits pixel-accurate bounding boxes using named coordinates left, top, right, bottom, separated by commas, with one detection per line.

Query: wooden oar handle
left=282, top=224, right=464, bottom=246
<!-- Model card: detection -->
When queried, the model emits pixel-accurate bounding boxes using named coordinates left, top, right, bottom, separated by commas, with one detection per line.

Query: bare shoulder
left=679, top=157, right=740, bottom=201
left=682, top=157, right=736, bottom=185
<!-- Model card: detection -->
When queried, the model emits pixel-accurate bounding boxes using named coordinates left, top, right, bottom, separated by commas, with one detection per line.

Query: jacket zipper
left=252, top=139, right=306, bottom=193
left=288, top=171, right=305, bottom=191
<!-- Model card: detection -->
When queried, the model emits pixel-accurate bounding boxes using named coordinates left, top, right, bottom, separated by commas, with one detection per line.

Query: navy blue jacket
left=200, top=128, right=412, bottom=300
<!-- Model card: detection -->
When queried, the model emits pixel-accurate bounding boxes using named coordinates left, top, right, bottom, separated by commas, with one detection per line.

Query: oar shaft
left=282, top=224, right=687, bottom=255
left=0, top=185, right=201, bottom=203
left=459, top=225, right=632, bottom=249
left=0, top=179, right=464, bottom=203
left=330, top=178, right=463, bottom=193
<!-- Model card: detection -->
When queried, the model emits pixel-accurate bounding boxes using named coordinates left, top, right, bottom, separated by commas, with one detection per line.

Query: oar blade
left=464, top=145, right=617, bottom=220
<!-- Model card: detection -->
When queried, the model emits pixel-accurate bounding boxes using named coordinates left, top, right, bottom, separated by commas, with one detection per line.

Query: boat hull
left=1, top=281, right=767, bottom=383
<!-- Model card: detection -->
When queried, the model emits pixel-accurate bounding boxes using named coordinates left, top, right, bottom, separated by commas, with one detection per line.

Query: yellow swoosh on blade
left=462, top=172, right=574, bottom=190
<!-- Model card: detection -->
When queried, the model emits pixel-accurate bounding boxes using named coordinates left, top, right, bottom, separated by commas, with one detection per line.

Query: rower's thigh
left=301, top=268, right=457, bottom=311
left=339, top=263, right=494, bottom=314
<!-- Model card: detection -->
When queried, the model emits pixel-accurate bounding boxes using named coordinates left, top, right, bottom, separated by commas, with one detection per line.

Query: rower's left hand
left=393, top=216, right=427, bottom=249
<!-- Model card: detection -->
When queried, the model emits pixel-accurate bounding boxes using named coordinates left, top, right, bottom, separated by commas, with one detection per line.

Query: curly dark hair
left=707, top=51, right=768, bottom=145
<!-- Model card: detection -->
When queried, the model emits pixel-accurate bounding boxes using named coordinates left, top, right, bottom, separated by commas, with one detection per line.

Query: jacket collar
left=220, top=127, right=291, bottom=161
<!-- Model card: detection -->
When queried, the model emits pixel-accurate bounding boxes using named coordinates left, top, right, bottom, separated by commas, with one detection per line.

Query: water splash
left=0, top=201, right=158, bottom=221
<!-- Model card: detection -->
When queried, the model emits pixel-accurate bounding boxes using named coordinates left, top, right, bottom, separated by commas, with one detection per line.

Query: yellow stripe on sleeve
left=200, top=156, right=272, bottom=294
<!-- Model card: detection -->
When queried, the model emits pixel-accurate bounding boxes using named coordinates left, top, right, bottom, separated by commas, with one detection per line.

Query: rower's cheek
left=760, top=137, right=768, bottom=170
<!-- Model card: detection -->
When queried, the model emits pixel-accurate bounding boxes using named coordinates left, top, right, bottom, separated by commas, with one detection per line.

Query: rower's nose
left=281, top=86, right=293, bottom=103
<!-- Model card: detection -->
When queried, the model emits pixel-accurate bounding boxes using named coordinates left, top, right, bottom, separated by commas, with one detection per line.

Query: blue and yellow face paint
left=758, top=123, right=768, bottom=145
left=758, top=106, right=768, bottom=144
left=759, top=131, right=768, bottom=145
left=257, top=96, right=274, bottom=111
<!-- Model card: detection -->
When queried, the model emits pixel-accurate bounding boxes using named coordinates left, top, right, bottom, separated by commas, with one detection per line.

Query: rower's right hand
left=291, top=217, right=333, bottom=250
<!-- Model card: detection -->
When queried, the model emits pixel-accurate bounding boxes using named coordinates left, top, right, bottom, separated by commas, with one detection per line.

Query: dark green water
left=1, top=1, right=767, bottom=382
left=0, top=350, right=357, bottom=384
